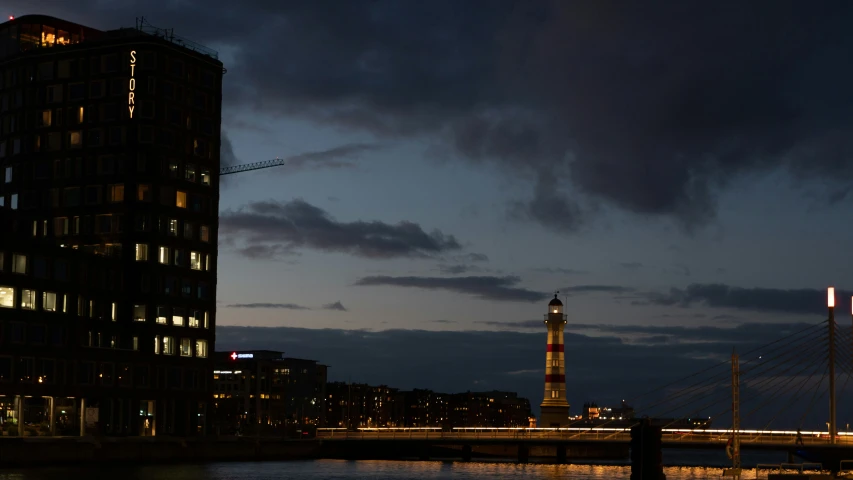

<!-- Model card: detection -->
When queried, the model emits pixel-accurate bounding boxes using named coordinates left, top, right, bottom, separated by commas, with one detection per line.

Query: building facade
left=0, top=15, right=223, bottom=436
left=323, top=383, right=532, bottom=429
left=213, top=350, right=327, bottom=435
left=448, top=391, right=532, bottom=428
left=325, top=381, right=398, bottom=429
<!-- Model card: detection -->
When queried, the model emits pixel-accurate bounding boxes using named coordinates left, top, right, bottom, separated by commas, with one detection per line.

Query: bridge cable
left=670, top=332, right=826, bottom=415
left=639, top=326, right=827, bottom=419
left=621, top=320, right=825, bottom=406
left=662, top=337, right=828, bottom=429
left=736, top=338, right=827, bottom=413
left=569, top=320, right=827, bottom=434
left=798, top=364, right=830, bottom=429
left=758, top=358, right=828, bottom=432
left=747, top=349, right=830, bottom=430
left=682, top=342, right=827, bottom=431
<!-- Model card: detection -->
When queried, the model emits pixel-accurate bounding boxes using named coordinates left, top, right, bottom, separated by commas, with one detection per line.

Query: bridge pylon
left=723, top=349, right=742, bottom=479
left=828, top=287, right=837, bottom=445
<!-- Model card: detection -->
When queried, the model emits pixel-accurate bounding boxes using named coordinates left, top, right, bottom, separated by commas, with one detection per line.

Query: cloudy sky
left=11, top=1, right=853, bottom=426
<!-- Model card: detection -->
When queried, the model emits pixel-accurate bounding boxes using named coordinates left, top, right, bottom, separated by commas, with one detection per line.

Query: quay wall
left=0, top=437, right=321, bottom=467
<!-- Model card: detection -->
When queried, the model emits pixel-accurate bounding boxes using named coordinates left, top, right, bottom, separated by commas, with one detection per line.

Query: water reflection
left=0, top=458, right=809, bottom=480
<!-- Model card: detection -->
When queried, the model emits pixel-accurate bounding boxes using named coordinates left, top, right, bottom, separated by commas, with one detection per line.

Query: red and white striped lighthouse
left=540, top=292, right=571, bottom=427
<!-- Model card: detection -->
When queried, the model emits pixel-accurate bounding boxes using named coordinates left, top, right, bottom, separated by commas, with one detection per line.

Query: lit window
left=180, top=338, right=191, bottom=357
left=163, top=336, right=174, bottom=355
left=196, top=339, right=208, bottom=358
left=0, top=286, right=15, bottom=308
left=21, top=290, right=36, bottom=310
left=76, top=106, right=85, bottom=124
left=40, top=110, right=52, bottom=127
left=135, top=244, right=148, bottom=261
left=201, top=170, right=210, bottom=186
left=154, top=335, right=160, bottom=354
left=69, top=131, right=82, bottom=147
left=200, top=225, right=210, bottom=242
left=109, top=184, right=124, bottom=203
left=172, top=314, right=184, bottom=327
left=168, top=219, right=178, bottom=236
left=190, top=252, right=202, bottom=270
left=133, top=304, right=146, bottom=322
left=176, top=191, right=187, bottom=208
left=111, top=302, right=116, bottom=321
left=189, top=311, right=201, bottom=328
left=137, top=184, right=151, bottom=201
left=43, top=292, right=57, bottom=312
left=133, top=337, right=139, bottom=351
left=158, top=246, right=170, bottom=264
left=12, top=254, right=26, bottom=274
left=204, top=311, right=209, bottom=329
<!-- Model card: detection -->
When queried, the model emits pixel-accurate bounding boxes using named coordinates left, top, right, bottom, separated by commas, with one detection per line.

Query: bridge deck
left=317, top=429, right=851, bottom=448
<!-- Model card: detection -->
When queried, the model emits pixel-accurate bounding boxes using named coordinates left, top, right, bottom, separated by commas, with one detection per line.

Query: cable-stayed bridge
left=317, top=294, right=853, bottom=469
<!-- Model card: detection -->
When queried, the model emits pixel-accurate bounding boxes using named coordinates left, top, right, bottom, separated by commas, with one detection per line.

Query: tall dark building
left=0, top=15, right=223, bottom=436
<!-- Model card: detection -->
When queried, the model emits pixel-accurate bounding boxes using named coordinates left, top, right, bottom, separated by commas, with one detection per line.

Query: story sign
left=128, top=50, right=137, bottom=118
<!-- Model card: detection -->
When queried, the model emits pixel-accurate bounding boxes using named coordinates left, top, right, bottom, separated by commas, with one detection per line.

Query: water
left=0, top=451, right=799, bottom=479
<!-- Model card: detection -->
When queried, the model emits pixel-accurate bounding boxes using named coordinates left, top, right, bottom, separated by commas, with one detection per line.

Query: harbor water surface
left=0, top=450, right=803, bottom=480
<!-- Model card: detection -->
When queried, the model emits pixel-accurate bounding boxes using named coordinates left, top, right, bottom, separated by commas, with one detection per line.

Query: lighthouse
left=540, top=292, right=570, bottom=427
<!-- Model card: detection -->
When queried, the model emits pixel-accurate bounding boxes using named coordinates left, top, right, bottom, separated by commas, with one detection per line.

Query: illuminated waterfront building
left=540, top=293, right=570, bottom=427
left=325, top=381, right=399, bottom=429
left=0, top=15, right=223, bottom=435
left=213, top=351, right=328, bottom=436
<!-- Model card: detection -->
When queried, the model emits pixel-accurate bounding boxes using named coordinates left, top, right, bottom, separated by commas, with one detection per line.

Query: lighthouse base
left=540, top=404, right=571, bottom=427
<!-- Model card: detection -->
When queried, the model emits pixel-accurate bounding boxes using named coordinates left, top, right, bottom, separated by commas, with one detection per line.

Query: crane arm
left=219, top=158, right=288, bottom=176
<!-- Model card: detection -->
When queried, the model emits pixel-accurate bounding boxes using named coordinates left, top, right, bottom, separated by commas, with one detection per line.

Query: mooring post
left=631, top=418, right=665, bottom=480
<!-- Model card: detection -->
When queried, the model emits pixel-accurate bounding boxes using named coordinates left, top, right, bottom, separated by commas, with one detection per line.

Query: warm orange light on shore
left=828, top=287, right=835, bottom=308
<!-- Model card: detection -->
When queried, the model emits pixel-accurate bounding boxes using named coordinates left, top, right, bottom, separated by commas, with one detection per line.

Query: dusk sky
left=12, top=1, right=853, bottom=426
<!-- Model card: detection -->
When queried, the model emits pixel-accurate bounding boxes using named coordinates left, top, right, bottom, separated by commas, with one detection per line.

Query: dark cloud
left=25, top=2, right=853, bottom=231
left=620, top=262, right=644, bottom=270
left=562, top=285, right=636, bottom=295
left=215, top=323, right=840, bottom=427
left=322, top=301, right=348, bottom=312
left=428, top=319, right=457, bottom=324
left=255, top=143, right=381, bottom=176
left=437, top=264, right=480, bottom=275
left=533, top=267, right=589, bottom=275
left=220, top=199, right=462, bottom=259
left=354, top=275, right=546, bottom=302
left=452, top=253, right=489, bottom=263
left=226, top=303, right=309, bottom=310
left=645, top=284, right=848, bottom=315
left=476, top=319, right=542, bottom=329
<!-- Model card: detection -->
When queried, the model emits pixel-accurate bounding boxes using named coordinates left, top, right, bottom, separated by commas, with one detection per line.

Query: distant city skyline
left=11, top=1, right=853, bottom=427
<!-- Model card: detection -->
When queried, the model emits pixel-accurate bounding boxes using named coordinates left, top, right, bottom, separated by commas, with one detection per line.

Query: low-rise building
left=212, top=350, right=327, bottom=435
left=325, top=382, right=398, bottom=428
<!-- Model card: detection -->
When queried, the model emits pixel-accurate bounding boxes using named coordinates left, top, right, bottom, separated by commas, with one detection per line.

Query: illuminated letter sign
left=230, top=352, right=253, bottom=360
left=128, top=50, right=137, bottom=118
